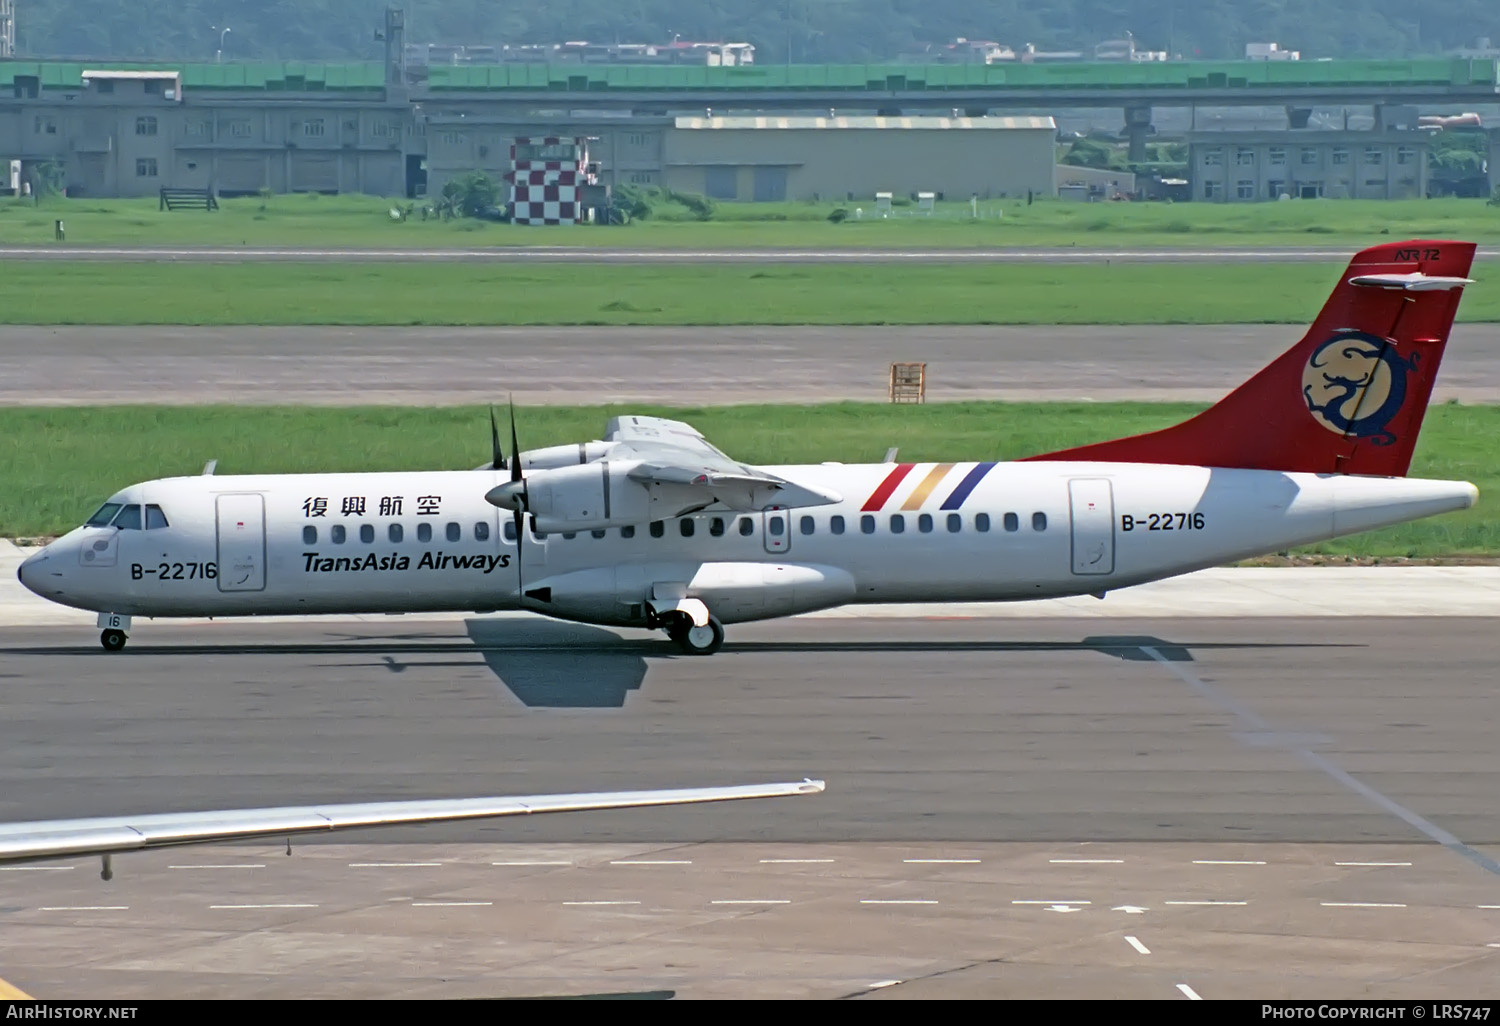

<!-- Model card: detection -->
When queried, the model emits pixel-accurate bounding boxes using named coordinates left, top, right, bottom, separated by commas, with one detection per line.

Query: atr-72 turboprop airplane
left=17, top=240, right=1481, bottom=654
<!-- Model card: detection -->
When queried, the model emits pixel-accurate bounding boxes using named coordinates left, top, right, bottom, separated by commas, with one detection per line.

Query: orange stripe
left=900, top=463, right=955, bottom=511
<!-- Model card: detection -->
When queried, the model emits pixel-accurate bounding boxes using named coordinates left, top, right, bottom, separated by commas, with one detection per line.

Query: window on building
left=1364, top=147, right=1384, bottom=165
left=331, top=524, right=346, bottom=544
left=95, top=79, right=114, bottom=94
left=1235, top=147, right=1254, bottom=166
left=135, top=116, right=157, bottom=136
left=1397, top=146, right=1416, bottom=165
left=374, top=120, right=396, bottom=138
left=136, top=158, right=158, bottom=177
left=830, top=515, right=845, bottom=535
left=1236, top=179, right=1255, bottom=200
left=975, top=513, right=991, bottom=533
left=1202, top=180, right=1221, bottom=200
left=890, top=514, right=905, bottom=535
left=183, top=120, right=208, bottom=137
left=1331, top=148, right=1349, bottom=165
left=303, top=526, right=317, bottom=545
left=1003, top=512, right=1019, bottom=532
left=417, top=522, right=432, bottom=543
left=650, top=521, right=665, bottom=538
left=440, top=131, right=463, bottom=146
left=475, top=521, right=490, bottom=541
left=34, top=115, right=56, bottom=135
left=946, top=513, right=962, bottom=533
left=228, top=120, right=252, bottom=138
left=738, top=518, right=753, bottom=537
left=1300, top=147, right=1318, bottom=166
left=1033, top=512, right=1048, bottom=531
left=1268, top=147, right=1286, bottom=165
left=1202, top=147, right=1223, bottom=166
left=1268, top=180, right=1285, bottom=199
left=389, top=523, right=403, bottom=543
left=1300, top=181, right=1324, bottom=199
left=144, top=505, right=169, bottom=530
left=679, top=518, right=695, bottom=538
left=144, top=79, right=163, bottom=95
left=445, top=522, right=461, bottom=542
left=303, top=118, right=325, bottom=138
left=628, top=132, right=648, bottom=146
left=860, top=514, right=876, bottom=535
left=800, top=516, right=815, bottom=535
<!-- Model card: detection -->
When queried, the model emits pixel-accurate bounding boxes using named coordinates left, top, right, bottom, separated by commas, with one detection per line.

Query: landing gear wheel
left=100, top=629, right=128, bottom=652
left=673, top=616, right=724, bottom=656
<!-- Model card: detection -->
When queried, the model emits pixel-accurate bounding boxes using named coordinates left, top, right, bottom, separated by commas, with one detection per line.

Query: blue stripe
left=938, top=462, right=996, bottom=510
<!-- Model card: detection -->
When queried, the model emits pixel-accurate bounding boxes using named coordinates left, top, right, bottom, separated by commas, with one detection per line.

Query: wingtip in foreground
left=0, top=779, right=826, bottom=867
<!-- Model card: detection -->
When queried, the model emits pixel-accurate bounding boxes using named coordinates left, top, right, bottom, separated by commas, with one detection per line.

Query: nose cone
left=17, top=548, right=46, bottom=596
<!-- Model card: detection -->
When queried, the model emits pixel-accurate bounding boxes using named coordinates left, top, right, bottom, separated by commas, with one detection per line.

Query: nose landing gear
left=100, top=628, right=128, bottom=652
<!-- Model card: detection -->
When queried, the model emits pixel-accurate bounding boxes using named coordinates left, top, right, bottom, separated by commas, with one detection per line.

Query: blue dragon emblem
left=1301, top=330, right=1418, bottom=446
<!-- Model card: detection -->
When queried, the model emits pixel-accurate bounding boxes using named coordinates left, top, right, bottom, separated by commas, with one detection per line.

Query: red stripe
left=861, top=463, right=915, bottom=511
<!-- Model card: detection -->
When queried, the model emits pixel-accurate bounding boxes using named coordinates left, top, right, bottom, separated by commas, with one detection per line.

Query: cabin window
left=417, top=522, right=432, bottom=543
left=738, top=517, right=754, bottom=537
left=1032, top=512, right=1048, bottom=531
left=445, top=522, right=461, bottom=542
left=1003, top=512, right=1019, bottom=532
left=302, top=526, right=317, bottom=545
left=503, top=520, right=516, bottom=541
left=144, top=505, right=169, bottom=529
left=621, top=525, right=635, bottom=539
left=532, top=525, right=548, bottom=540
left=946, top=513, right=961, bottom=533
left=111, top=505, right=143, bottom=530
left=830, top=515, right=845, bottom=535
left=86, top=503, right=123, bottom=527
left=975, top=513, right=991, bottom=533
left=800, top=515, right=815, bottom=535
left=709, top=517, right=726, bottom=537
left=889, top=514, right=905, bottom=535
left=650, top=521, right=665, bottom=538
left=386, top=523, right=403, bottom=543
left=860, top=514, right=875, bottom=535
left=359, top=524, right=375, bottom=544
left=680, top=519, right=695, bottom=538
left=768, top=517, right=784, bottom=537
left=562, top=532, right=576, bottom=540
left=591, top=529, right=607, bottom=539
left=918, top=513, right=933, bottom=534
left=475, top=521, right=490, bottom=541
left=331, top=524, right=347, bottom=544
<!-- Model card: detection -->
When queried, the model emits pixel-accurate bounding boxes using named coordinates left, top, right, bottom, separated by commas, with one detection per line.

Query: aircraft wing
left=0, top=780, right=825, bottom=866
left=604, top=415, right=841, bottom=509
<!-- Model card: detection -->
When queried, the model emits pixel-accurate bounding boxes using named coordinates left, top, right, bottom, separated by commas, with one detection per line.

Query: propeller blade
left=508, top=399, right=523, bottom=485
left=508, top=398, right=525, bottom=584
left=489, top=405, right=505, bottom=471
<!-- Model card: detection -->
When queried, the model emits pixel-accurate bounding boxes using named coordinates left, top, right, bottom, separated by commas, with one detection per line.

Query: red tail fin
left=1027, top=240, right=1476, bottom=476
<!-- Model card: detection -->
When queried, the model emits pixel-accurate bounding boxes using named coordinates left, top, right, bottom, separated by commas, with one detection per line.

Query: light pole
left=213, top=26, right=231, bottom=63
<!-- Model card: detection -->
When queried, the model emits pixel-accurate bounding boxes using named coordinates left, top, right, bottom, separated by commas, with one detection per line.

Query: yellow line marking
left=900, top=463, right=955, bottom=511
left=0, top=975, right=33, bottom=999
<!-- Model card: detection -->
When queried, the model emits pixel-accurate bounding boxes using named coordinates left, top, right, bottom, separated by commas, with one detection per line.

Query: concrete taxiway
left=1, top=613, right=1499, bottom=997
left=6, top=323, right=1500, bottom=406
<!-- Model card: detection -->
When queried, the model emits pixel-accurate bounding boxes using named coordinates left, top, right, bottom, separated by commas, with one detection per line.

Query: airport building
left=1188, top=131, right=1431, bottom=201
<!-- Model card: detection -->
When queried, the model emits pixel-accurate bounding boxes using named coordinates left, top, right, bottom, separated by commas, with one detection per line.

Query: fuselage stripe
left=861, top=463, right=916, bottom=511
left=938, top=462, right=997, bottom=510
left=900, top=464, right=956, bottom=511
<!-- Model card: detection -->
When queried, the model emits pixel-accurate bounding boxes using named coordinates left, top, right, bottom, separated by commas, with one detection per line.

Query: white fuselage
left=18, top=460, right=1478, bottom=627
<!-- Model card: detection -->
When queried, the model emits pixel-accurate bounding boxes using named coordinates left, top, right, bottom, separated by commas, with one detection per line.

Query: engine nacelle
left=517, top=441, right=617, bottom=471
left=523, top=461, right=652, bottom=532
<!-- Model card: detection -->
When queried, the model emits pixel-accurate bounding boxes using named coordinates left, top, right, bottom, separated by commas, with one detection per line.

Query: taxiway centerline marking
left=1321, top=902, right=1406, bottom=908
left=169, top=864, right=265, bottom=869
left=711, top=899, right=791, bottom=905
left=1125, top=936, right=1151, bottom=955
left=1165, top=900, right=1248, bottom=906
left=1050, top=859, right=1124, bottom=864
left=1193, top=860, right=1266, bottom=865
left=0, top=866, right=73, bottom=872
left=759, top=859, right=836, bottom=864
left=1335, top=862, right=1412, bottom=867
left=209, top=903, right=319, bottom=909
left=492, top=860, right=572, bottom=866
left=610, top=860, right=692, bottom=865
left=563, top=900, right=641, bottom=906
left=861, top=899, right=938, bottom=905
left=1013, top=900, right=1092, bottom=905
left=349, top=862, right=443, bottom=867
left=412, top=901, right=492, bottom=907
left=904, top=858, right=980, bottom=864
left=38, top=906, right=129, bottom=911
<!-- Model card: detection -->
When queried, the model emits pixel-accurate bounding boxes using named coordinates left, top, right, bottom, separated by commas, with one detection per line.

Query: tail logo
left=1301, top=330, right=1417, bottom=446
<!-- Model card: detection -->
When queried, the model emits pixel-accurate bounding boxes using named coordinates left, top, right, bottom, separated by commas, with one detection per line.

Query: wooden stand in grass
left=889, top=362, right=926, bottom=403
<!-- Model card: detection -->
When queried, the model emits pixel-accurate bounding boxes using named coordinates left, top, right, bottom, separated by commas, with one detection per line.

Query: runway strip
left=10, top=245, right=1490, bottom=264
left=6, top=324, right=1500, bottom=405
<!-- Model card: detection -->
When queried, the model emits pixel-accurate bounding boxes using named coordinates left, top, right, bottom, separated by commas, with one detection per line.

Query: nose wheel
left=667, top=615, right=724, bottom=655
left=100, top=629, right=128, bottom=652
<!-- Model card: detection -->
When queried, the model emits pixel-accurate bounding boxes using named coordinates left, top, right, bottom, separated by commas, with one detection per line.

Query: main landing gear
left=647, top=592, right=725, bottom=655
left=100, top=628, right=128, bottom=652
left=666, top=615, right=725, bottom=656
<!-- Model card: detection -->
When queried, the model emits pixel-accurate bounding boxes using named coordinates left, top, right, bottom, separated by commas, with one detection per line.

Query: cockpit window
left=111, top=504, right=143, bottom=530
left=144, top=505, right=169, bottom=530
left=86, top=503, right=123, bottom=527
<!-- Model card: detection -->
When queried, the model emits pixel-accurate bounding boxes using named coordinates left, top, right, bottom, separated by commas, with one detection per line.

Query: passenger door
left=1068, top=479, right=1114, bottom=576
left=763, top=509, right=789, bottom=554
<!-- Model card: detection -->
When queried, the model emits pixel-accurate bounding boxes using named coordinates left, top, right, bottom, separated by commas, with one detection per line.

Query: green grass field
left=2, top=402, right=1492, bottom=557
left=2, top=194, right=1498, bottom=250
left=5, top=260, right=1499, bottom=325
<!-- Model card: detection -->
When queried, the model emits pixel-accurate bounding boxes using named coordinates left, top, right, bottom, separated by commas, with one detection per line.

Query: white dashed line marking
left=1320, top=902, right=1406, bottom=908
left=348, top=862, right=442, bottom=868
left=610, top=860, right=692, bottom=865
left=1165, top=900, right=1248, bottom=906
left=861, top=900, right=938, bottom=905
left=1013, top=900, right=1092, bottom=905
left=1335, top=862, right=1412, bottom=867
left=38, top=906, right=128, bottom=911
left=209, top=904, right=319, bottom=909
left=1125, top=936, right=1151, bottom=955
left=168, top=864, right=265, bottom=869
left=1, top=866, right=73, bottom=872
left=759, top=858, right=835, bottom=864
left=1177, top=983, right=1203, bottom=1000
left=411, top=901, right=492, bottom=907
left=903, top=858, right=980, bottom=864
left=1478, top=905, right=1500, bottom=910
left=711, top=899, right=791, bottom=905
left=562, top=901, right=641, bottom=906
left=492, top=860, right=572, bottom=866
left=1049, top=859, right=1123, bottom=864
left=1193, top=860, right=1266, bottom=865
left=868, top=980, right=901, bottom=989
